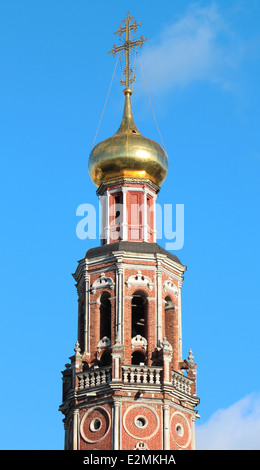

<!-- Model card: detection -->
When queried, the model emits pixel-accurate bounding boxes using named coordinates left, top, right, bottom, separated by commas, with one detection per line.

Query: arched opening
left=110, top=192, right=122, bottom=241
left=146, top=195, right=154, bottom=242
left=131, top=293, right=147, bottom=339
left=100, top=292, right=111, bottom=341
left=78, top=300, right=85, bottom=354
left=129, top=192, right=142, bottom=240
left=164, top=296, right=175, bottom=357
left=99, top=350, right=112, bottom=367
left=165, top=296, right=174, bottom=311
left=131, top=350, right=146, bottom=365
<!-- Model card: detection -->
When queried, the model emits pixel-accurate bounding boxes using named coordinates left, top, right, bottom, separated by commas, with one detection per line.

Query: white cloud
left=136, top=3, right=244, bottom=95
left=196, top=393, right=260, bottom=450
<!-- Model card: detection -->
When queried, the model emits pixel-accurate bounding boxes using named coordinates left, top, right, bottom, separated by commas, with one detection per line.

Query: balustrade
left=171, top=370, right=192, bottom=395
left=76, top=365, right=193, bottom=396
left=77, top=366, right=112, bottom=391
left=122, top=365, right=162, bottom=385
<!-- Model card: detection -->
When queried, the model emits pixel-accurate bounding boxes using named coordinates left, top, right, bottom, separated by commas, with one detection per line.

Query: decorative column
left=187, top=349, right=197, bottom=396
left=155, top=258, right=163, bottom=346
left=122, top=187, right=127, bottom=240
left=116, top=262, right=124, bottom=344
left=106, top=189, right=110, bottom=243
left=160, top=337, right=173, bottom=385
left=112, top=399, right=121, bottom=450
left=143, top=187, right=148, bottom=242
left=72, top=408, right=79, bottom=450
left=163, top=403, right=170, bottom=450
left=84, top=273, right=90, bottom=354
left=178, top=284, right=183, bottom=362
left=111, top=336, right=124, bottom=382
left=153, top=194, right=157, bottom=243
left=191, top=415, right=196, bottom=450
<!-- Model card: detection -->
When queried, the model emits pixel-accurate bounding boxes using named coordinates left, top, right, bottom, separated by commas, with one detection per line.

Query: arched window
left=132, top=350, right=146, bottom=365
left=164, top=296, right=175, bottom=354
left=100, top=350, right=112, bottom=367
left=131, top=293, right=147, bottom=339
left=78, top=300, right=85, bottom=353
left=146, top=195, right=154, bottom=242
left=110, top=192, right=122, bottom=241
left=100, top=292, right=111, bottom=340
left=129, top=192, right=142, bottom=240
left=165, top=296, right=174, bottom=311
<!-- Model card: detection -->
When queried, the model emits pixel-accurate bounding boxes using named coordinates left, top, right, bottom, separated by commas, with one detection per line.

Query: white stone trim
left=163, top=278, right=179, bottom=297
left=123, top=404, right=160, bottom=440
left=90, top=272, right=114, bottom=294
left=131, top=334, right=148, bottom=350
left=170, top=411, right=191, bottom=449
left=97, top=336, right=111, bottom=352
left=106, top=189, right=110, bottom=243
left=80, top=406, right=111, bottom=444
left=126, top=270, right=154, bottom=291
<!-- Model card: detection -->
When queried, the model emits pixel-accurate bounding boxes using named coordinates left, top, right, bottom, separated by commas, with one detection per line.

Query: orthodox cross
left=108, top=12, right=148, bottom=89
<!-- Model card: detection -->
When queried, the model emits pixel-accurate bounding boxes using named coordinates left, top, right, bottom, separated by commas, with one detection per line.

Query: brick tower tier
left=59, top=241, right=200, bottom=450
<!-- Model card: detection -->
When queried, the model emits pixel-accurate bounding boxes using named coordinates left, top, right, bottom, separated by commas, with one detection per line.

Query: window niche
left=100, top=292, right=111, bottom=341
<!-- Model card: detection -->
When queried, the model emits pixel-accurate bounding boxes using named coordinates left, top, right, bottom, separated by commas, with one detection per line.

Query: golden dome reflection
left=88, top=88, right=168, bottom=188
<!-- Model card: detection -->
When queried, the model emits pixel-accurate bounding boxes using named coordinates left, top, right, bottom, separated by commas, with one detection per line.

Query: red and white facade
left=98, top=179, right=157, bottom=244
left=59, top=176, right=200, bottom=451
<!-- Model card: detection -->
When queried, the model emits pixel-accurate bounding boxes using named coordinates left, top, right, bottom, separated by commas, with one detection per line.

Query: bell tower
left=59, top=13, right=200, bottom=451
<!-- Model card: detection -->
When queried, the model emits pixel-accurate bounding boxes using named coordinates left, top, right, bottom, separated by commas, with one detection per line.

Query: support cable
left=137, top=50, right=167, bottom=152
left=91, top=54, right=119, bottom=150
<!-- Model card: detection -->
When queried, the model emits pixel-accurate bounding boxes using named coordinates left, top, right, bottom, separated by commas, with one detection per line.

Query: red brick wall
left=121, top=402, right=162, bottom=450
left=79, top=403, right=112, bottom=450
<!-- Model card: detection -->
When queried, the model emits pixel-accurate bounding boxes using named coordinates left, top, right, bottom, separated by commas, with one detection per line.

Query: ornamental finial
left=108, top=12, right=148, bottom=91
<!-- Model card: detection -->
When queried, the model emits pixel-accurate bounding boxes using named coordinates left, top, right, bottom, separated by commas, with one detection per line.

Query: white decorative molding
left=123, top=405, right=159, bottom=440
left=134, top=442, right=148, bottom=450
left=170, top=411, right=191, bottom=449
left=131, top=335, right=148, bottom=351
left=158, top=336, right=173, bottom=353
left=80, top=406, right=111, bottom=444
left=126, top=270, right=154, bottom=291
left=90, top=272, right=114, bottom=294
left=163, top=278, right=179, bottom=298
left=97, top=336, right=111, bottom=352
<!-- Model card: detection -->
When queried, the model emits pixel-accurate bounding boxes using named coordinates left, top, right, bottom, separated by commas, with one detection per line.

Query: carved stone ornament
left=134, top=442, right=148, bottom=450
left=159, top=336, right=173, bottom=353
left=97, top=336, right=111, bottom=353
left=74, top=341, right=82, bottom=357
left=90, top=272, right=114, bottom=294
left=126, top=270, right=153, bottom=291
left=163, top=278, right=179, bottom=297
left=131, top=334, right=148, bottom=350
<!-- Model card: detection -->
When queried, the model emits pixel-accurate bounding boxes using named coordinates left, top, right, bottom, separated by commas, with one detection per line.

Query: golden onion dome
left=88, top=88, right=168, bottom=188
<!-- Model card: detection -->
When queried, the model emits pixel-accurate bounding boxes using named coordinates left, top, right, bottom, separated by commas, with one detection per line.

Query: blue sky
left=0, top=0, right=259, bottom=450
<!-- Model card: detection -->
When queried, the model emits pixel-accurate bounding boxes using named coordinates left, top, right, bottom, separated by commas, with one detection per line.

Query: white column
left=73, top=408, right=79, bottom=450
left=143, top=187, right=148, bottom=242
left=153, top=194, right=157, bottom=243
left=116, top=263, right=124, bottom=344
left=122, top=188, right=127, bottom=240
left=191, top=415, right=196, bottom=450
left=163, top=404, right=170, bottom=450
left=178, top=285, right=183, bottom=361
left=156, top=260, right=163, bottom=346
left=113, top=400, right=121, bottom=450
left=84, top=273, right=90, bottom=354
left=106, top=189, right=110, bottom=244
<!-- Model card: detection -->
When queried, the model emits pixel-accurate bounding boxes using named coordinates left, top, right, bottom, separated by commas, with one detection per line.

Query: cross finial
left=108, top=13, right=148, bottom=90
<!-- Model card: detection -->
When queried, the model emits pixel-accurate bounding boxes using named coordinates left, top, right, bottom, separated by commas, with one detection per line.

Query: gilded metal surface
left=88, top=89, right=168, bottom=187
